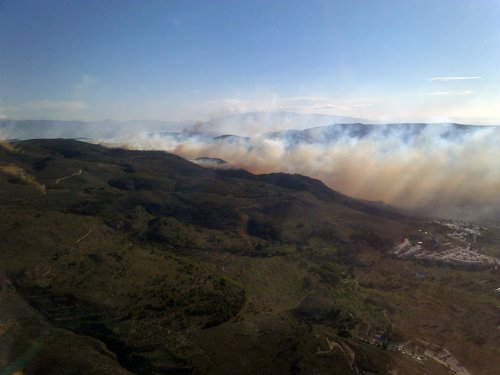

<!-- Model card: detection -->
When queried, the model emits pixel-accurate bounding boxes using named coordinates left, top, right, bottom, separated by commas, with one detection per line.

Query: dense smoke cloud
left=109, top=123, right=500, bottom=222
left=2, top=117, right=500, bottom=221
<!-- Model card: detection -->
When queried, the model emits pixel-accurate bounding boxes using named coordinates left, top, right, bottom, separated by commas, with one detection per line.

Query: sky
left=1, top=0, right=500, bottom=124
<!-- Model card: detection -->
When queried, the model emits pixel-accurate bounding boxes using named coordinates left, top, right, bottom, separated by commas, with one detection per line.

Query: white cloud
left=204, top=98, right=266, bottom=114
left=427, top=90, right=476, bottom=96
left=203, top=96, right=379, bottom=116
left=428, top=76, right=481, bottom=82
left=1, top=75, right=94, bottom=120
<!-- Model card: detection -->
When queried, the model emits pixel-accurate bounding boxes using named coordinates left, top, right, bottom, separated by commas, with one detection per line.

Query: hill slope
left=0, top=139, right=498, bottom=375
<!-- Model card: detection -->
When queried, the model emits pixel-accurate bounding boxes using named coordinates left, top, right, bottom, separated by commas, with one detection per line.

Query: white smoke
left=3, top=116, right=500, bottom=221
left=107, top=123, right=500, bottom=222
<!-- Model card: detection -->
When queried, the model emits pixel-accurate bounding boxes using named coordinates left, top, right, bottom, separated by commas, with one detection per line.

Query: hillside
left=0, top=139, right=499, bottom=375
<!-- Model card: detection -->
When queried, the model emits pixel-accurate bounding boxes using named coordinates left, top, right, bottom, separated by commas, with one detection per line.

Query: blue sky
left=1, top=0, right=499, bottom=123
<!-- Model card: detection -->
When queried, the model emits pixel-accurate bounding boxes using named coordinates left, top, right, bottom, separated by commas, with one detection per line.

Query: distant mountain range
left=197, top=111, right=366, bottom=135
left=1, top=112, right=493, bottom=145
left=0, top=119, right=191, bottom=140
left=0, top=112, right=367, bottom=140
left=175, top=122, right=493, bottom=147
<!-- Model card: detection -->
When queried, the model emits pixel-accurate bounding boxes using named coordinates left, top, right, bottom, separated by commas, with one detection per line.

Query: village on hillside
left=393, top=220, right=500, bottom=269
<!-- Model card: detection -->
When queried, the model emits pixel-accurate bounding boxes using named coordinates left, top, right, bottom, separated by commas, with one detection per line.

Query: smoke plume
left=2, top=117, right=500, bottom=221
left=108, top=123, right=500, bottom=222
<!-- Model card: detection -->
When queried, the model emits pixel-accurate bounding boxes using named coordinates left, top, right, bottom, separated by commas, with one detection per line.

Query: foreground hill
left=0, top=139, right=499, bottom=375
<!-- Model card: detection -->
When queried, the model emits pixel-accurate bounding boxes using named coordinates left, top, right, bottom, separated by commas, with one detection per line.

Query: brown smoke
left=110, top=124, right=500, bottom=222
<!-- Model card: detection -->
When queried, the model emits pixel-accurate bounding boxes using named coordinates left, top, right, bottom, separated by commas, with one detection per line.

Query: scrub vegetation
left=0, top=139, right=498, bottom=375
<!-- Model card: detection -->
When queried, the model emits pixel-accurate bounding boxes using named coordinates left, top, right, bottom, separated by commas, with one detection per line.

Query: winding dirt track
left=55, top=169, right=83, bottom=184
